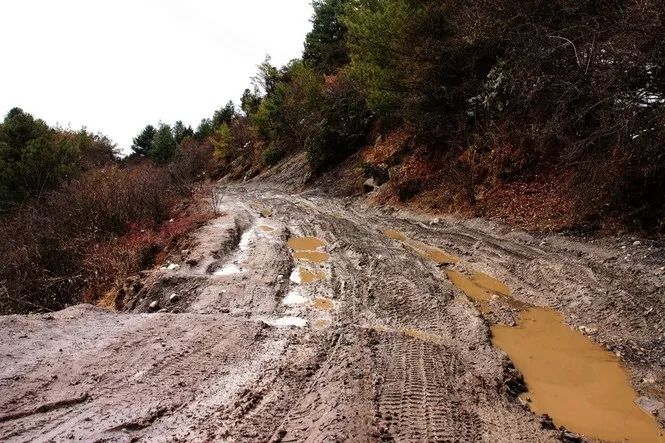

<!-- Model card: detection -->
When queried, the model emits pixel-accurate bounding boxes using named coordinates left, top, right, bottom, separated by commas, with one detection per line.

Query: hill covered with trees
left=193, top=0, right=664, bottom=233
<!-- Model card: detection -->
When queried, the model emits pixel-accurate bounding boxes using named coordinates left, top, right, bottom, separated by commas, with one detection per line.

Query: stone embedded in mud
left=149, top=301, right=159, bottom=311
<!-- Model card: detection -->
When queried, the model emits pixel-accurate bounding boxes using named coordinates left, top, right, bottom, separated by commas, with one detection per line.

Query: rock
left=169, top=293, right=179, bottom=303
left=363, top=178, right=378, bottom=193
left=429, top=218, right=440, bottom=225
left=166, top=263, right=180, bottom=271
left=149, top=301, right=159, bottom=311
left=633, top=240, right=641, bottom=246
left=560, top=429, right=582, bottom=442
left=636, top=396, right=664, bottom=416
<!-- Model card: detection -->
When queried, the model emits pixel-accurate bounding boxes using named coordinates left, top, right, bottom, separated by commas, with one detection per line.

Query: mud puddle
left=290, top=267, right=326, bottom=284
left=313, top=297, right=334, bottom=311
left=384, top=229, right=459, bottom=264
left=288, top=236, right=330, bottom=263
left=493, top=308, right=665, bottom=443
left=446, top=269, right=664, bottom=441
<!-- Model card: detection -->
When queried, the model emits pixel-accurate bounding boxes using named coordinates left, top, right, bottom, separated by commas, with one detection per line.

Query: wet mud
left=0, top=184, right=663, bottom=442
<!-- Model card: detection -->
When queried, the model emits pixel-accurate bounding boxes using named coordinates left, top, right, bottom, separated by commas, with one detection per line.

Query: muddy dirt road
left=1, top=184, right=664, bottom=442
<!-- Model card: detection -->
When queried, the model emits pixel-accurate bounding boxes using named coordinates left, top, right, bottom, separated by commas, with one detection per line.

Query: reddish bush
left=0, top=160, right=203, bottom=314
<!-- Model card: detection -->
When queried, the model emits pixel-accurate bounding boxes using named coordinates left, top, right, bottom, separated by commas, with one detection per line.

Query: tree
left=303, top=0, right=350, bottom=73
left=150, top=124, right=177, bottom=163
left=173, top=121, right=194, bottom=144
left=240, top=88, right=262, bottom=115
left=195, top=118, right=214, bottom=140
left=251, top=56, right=282, bottom=96
left=212, top=101, right=236, bottom=129
left=212, top=123, right=234, bottom=161
left=131, top=125, right=156, bottom=156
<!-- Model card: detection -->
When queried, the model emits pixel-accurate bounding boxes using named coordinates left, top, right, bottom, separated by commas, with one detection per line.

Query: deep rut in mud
left=1, top=184, right=664, bottom=442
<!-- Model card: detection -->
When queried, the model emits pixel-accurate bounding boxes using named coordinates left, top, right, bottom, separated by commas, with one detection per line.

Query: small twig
left=549, top=35, right=581, bottom=67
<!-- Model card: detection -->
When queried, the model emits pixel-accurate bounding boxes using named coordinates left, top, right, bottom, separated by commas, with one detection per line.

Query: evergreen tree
left=303, top=0, right=350, bottom=73
left=240, top=88, right=262, bottom=115
left=150, top=124, right=177, bottom=163
left=195, top=118, right=214, bottom=140
left=173, top=120, right=194, bottom=144
left=212, top=101, right=236, bottom=129
left=131, top=124, right=156, bottom=156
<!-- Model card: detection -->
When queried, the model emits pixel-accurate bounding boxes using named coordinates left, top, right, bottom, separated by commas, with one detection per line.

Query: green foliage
left=261, top=145, right=285, bottom=166
left=342, top=0, right=412, bottom=122
left=172, top=120, right=194, bottom=144
left=131, top=124, right=156, bottom=156
left=195, top=118, right=214, bottom=140
left=249, top=61, right=325, bottom=150
left=306, top=78, right=371, bottom=171
left=212, top=101, right=236, bottom=129
left=212, top=123, right=234, bottom=161
left=303, top=0, right=350, bottom=73
left=0, top=108, right=117, bottom=206
left=240, top=88, right=262, bottom=115
left=252, top=56, right=282, bottom=95
left=150, top=124, right=177, bottom=163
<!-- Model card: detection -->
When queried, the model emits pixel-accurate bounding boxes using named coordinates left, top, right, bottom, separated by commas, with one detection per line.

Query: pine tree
left=131, top=125, right=156, bottom=156
left=150, top=124, right=177, bottom=163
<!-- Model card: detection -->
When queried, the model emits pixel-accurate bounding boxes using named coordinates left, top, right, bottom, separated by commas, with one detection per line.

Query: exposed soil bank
left=1, top=183, right=663, bottom=441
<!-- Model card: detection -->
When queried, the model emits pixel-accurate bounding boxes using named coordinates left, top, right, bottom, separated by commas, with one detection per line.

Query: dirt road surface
left=1, top=184, right=664, bottom=442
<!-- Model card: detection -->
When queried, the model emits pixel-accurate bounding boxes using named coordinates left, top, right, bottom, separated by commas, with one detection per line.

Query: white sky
left=0, top=1, right=313, bottom=154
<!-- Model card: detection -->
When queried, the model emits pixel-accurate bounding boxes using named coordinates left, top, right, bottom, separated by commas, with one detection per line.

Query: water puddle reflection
left=493, top=308, right=665, bottom=443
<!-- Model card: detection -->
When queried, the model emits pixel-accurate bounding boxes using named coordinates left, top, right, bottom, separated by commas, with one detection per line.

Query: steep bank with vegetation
left=0, top=109, right=216, bottom=314
left=208, top=0, right=665, bottom=234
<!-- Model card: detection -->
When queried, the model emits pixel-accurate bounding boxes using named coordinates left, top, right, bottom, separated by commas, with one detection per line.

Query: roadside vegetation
left=211, top=0, right=665, bottom=233
left=0, top=109, right=216, bottom=314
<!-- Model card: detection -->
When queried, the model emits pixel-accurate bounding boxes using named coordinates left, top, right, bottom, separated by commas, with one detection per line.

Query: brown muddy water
left=313, top=297, right=334, bottom=311
left=299, top=268, right=326, bottom=284
left=446, top=269, right=664, bottom=442
left=493, top=308, right=665, bottom=443
left=288, top=236, right=331, bottom=263
left=384, top=229, right=459, bottom=264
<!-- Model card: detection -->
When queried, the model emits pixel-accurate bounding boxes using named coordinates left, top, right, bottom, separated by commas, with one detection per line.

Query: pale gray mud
left=1, top=183, right=664, bottom=442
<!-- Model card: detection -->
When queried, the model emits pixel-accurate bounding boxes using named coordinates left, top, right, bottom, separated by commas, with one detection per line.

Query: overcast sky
left=0, top=1, right=313, bottom=153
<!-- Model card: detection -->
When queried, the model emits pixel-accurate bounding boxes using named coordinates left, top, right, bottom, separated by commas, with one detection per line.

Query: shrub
left=262, top=145, right=285, bottom=166
left=306, top=78, right=372, bottom=171
left=0, top=162, right=182, bottom=314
